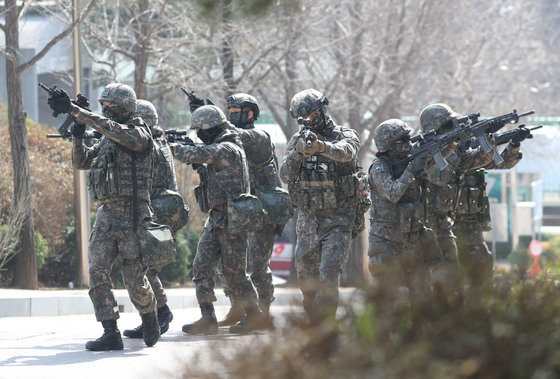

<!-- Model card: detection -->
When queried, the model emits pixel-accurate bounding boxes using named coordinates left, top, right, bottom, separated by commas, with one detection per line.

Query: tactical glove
left=407, top=155, right=428, bottom=174
left=303, top=138, right=326, bottom=156
left=47, top=88, right=72, bottom=117
left=71, top=123, right=86, bottom=139
left=189, top=93, right=205, bottom=113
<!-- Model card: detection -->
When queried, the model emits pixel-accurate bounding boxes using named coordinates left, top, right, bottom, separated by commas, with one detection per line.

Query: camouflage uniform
left=281, top=114, right=359, bottom=315
left=368, top=119, right=443, bottom=290
left=171, top=115, right=259, bottom=311
left=453, top=142, right=522, bottom=284
left=71, top=104, right=155, bottom=322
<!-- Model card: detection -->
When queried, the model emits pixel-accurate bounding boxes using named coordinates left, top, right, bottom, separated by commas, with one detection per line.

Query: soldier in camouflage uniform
left=123, top=100, right=182, bottom=339
left=171, top=105, right=267, bottom=335
left=217, top=93, right=284, bottom=327
left=418, top=104, right=495, bottom=265
left=47, top=83, right=160, bottom=350
left=453, top=135, right=524, bottom=285
left=280, top=89, right=359, bottom=320
left=368, top=119, right=444, bottom=290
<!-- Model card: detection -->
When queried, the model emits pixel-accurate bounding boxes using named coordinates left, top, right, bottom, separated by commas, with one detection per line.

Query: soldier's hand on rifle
left=189, top=92, right=205, bottom=113
left=47, top=88, right=72, bottom=117
left=407, top=155, right=428, bottom=174
left=296, top=138, right=307, bottom=155
left=71, top=123, right=86, bottom=139
left=303, top=132, right=325, bottom=156
left=511, top=127, right=531, bottom=145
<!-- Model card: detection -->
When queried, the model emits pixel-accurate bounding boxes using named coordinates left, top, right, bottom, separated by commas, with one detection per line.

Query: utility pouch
left=396, top=203, right=423, bottom=233
left=226, top=193, right=266, bottom=235
left=151, top=188, right=190, bottom=233
left=256, top=186, right=293, bottom=226
left=137, top=221, right=177, bottom=268
left=87, top=166, right=109, bottom=201
left=194, top=184, right=210, bottom=213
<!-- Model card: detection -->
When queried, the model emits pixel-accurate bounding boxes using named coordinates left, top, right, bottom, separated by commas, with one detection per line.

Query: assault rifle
left=180, top=87, right=214, bottom=110
left=38, top=83, right=91, bottom=137
left=297, top=117, right=314, bottom=147
left=47, top=131, right=101, bottom=139
left=467, top=124, right=542, bottom=148
left=464, top=109, right=534, bottom=165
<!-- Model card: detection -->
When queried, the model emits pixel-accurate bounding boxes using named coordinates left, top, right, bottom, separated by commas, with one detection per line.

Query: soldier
left=418, top=104, right=494, bottom=265
left=47, top=83, right=160, bottom=350
left=123, top=99, right=187, bottom=339
left=453, top=135, right=524, bottom=284
left=218, top=93, right=286, bottom=327
left=280, top=89, right=360, bottom=320
left=368, top=119, right=443, bottom=290
left=171, top=105, right=267, bottom=334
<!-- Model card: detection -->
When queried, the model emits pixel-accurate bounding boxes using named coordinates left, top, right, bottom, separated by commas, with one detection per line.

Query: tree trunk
left=133, top=0, right=150, bottom=98
left=5, top=0, right=38, bottom=289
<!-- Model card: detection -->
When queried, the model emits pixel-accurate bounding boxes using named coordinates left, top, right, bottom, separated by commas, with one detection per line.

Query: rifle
left=180, top=87, right=214, bottom=110
left=467, top=124, right=542, bottom=148
left=47, top=131, right=102, bottom=139
left=297, top=117, right=314, bottom=147
left=38, top=83, right=91, bottom=137
left=465, top=109, right=534, bottom=165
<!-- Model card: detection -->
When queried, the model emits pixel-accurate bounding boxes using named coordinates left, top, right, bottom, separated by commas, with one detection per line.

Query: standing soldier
left=368, top=119, right=443, bottom=290
left=453, top=136, right=524, bottom=284
left=123, top=99, right=189, bottom=339
left=280, top=89, right=360, bottom=320
left=171, top=105, right=267, bottom=335
left=47, top=83, right=160, bottom=350
left=418, top=104, right=494, bottom=265
left=218, top=93, right=288, bottom=327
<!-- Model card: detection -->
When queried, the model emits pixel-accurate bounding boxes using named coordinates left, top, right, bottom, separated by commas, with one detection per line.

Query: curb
left=0, top=287, right=359, bottom=317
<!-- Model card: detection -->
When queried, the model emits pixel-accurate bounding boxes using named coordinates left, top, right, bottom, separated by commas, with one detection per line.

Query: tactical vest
left=455, top=169, right=488, bottom=216
left=289, top=154, right=356, bottom=210
left=151, top=136, right=175, bottom=192
left=369, top=159, right=423, bottom=235
left=87, top=135, right=153, bottom=202
left=424, top=181, right=460, bottom=214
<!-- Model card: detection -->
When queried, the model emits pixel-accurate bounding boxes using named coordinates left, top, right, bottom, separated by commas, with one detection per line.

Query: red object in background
left=270, top=241, right=293, bottom=279
left=529, top=240, right=542, bottom=278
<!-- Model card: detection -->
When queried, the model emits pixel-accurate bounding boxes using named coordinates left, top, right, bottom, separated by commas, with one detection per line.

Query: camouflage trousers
left=368, top=228, right=442, bottom=296
left=88, top=205, right=156, bottom=321
left=219, top=225, right=277, bottom=305
left=295, top=208, right=354, bottom=316
left=454, top=219, right=493, bottom=285
left=146, top=265, right=167, bottom=308
left=193, top=225, right=258, bottom=310
left=427, top=212, right=458, bottom=264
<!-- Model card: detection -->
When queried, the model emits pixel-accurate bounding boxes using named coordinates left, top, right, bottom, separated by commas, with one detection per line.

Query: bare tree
left=0, top=0, right=97, bottom=288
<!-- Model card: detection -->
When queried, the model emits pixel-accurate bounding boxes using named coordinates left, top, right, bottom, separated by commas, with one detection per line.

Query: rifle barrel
left=519, top=110, right=535, bottom=118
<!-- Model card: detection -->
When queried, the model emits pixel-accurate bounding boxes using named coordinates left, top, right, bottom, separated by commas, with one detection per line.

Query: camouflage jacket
left=151, top=125, right=178, bottom=194
left=422, top=145, right=494, bottom=229
left=369, top=157, right=423, bottom=242
left=280, top=121, right=360, bottom=211
left=171, top=128, right=250, bottom=228
left=454, top=142, right=522, bottom=221
left=71, top=106, right=153, bottom=220
left=228, top=123, right=281, bottom=191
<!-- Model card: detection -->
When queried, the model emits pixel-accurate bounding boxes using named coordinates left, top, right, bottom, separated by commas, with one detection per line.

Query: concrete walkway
left=0, top=287, right=359, bottom=317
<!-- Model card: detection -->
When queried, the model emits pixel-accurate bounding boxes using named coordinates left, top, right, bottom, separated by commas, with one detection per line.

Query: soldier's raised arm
left=280, top=133, right=304, bottom=184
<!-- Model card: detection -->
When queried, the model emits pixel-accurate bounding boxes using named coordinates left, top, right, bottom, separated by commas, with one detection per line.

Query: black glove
left=189, top=93, right=205, bottom=113
left=512, top=128, right=531, bottom=145
left=47, top=89, right=72, bottom=117
left=205, top=98, right=214, bottom=106
left=75, top=93, right=90, bottom=109
left=407, top=155, right=428, bottom=174
left=70, top=123, right=86, bottom=139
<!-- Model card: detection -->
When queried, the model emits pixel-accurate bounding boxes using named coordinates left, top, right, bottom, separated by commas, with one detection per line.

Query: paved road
left=0, top=305, right=295, bottom=379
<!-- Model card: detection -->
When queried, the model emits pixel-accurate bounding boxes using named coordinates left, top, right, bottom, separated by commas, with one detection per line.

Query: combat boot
left=157, top=304, right=173, bottom=334
left=141, top=309, right=160, bottom=347
left=229, top=305, right=271, bottom=334
left=218, top=296, right=245, bottom=326
left=123, top=324, right=143, bottom=339
left=182, top=302, right=218, bottom=335
left=85, top=320, right=124, bottom=351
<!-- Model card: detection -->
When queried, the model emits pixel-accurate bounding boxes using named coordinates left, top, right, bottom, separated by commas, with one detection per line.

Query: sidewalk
left=0, top=287, right=359, bottom=317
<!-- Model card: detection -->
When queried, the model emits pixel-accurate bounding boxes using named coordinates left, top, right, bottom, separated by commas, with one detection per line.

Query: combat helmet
left=227, top=93, right=260, bottom=120
left=136, top=99, right=158, bottom=128
left=190, top=105, right=228, bottom=130
left=98, top=83, right=137, bottom=113
left=419, top=103, right=460, bottom=133
left=289, top=89, right=329, bottom=119
left=373, top=119, right=411, bottom=153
